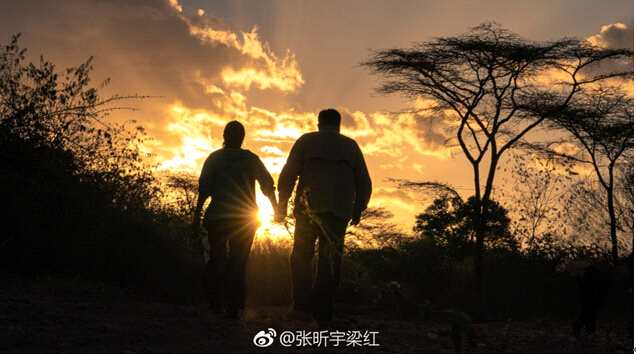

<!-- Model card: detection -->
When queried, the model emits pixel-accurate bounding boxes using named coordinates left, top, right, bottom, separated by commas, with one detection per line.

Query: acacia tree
left=363, top=23, right=632, bottom=301
left=544, top=87, right=633, bottom=264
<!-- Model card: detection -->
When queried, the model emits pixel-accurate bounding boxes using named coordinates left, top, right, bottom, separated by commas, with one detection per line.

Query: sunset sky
left=1, top=0, right=633, bottom=234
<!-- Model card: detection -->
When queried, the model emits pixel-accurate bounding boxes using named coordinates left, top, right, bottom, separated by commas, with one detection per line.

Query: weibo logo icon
left=253, top=328, right=277, bottom=347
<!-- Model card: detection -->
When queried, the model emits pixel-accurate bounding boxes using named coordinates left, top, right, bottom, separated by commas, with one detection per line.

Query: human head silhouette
left=318, top=109, right=341, bottom=132
left=223, top=120, right=245, bottom=148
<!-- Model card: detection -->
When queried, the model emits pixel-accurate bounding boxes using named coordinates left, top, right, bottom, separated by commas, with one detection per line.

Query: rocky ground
left=1, top=275, right=632, bottom=354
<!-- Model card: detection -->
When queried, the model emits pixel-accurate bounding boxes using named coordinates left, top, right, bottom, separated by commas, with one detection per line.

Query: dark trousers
left=205, top=217, right=256, bottom=312
left=291, top=212, right=348, bottom=320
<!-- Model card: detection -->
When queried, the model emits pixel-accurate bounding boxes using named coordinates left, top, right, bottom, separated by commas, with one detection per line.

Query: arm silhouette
left=193, top=156, right=214, bottom=232
left=352, top=142, right=372, bottom=225
left=254, top=155, right=278, bottom=219
left=277, top=138, right=303, bottom=221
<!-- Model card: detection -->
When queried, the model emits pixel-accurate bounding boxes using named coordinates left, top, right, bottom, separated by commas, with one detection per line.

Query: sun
left=256, top=192, right=274, bottom=228
left=255, top=192, right=291, bottom=242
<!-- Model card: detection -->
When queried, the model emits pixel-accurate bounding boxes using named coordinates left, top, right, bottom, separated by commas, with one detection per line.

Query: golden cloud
left=6, top=0, right=631, bottom=236
left=341, top=111, right=453, bottom=159
left=167, top=0, right=182, bottom=13
left=587, top=23, right=633, bottom=49
left=177, top=3, right=304, bottom=93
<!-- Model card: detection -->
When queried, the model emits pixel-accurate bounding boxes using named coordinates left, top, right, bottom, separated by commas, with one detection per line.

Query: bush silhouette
left=0, top=35, right=201, bottom=302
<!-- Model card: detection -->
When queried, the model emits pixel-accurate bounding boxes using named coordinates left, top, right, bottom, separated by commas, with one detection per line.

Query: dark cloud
left=2, top=1, right=243, bottom=112
left=0, top=0, right=306, bottom=162
left=413, top=114, right=449, bottom=149
left=1, top=0, right=630, bottom=230
left=0, top=0, right=294, bottom=112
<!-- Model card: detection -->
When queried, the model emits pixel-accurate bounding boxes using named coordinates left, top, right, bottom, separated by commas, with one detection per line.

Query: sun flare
left=255, top=192, right=291, bottom=242
left=256, top=192, right=274, bottom=228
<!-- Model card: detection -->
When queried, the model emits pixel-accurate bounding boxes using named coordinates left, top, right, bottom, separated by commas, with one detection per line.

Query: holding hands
left=274, top=199, right=288, bottom=223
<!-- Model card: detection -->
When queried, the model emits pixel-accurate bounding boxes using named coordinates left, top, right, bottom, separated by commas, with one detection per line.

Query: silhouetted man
left=193, top=120, right=277, bottom=319
left=277, top=109, right=372, bottom=321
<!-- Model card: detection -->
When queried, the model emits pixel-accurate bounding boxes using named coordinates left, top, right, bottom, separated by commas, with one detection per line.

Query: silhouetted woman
left=193, top=121, right=277, bottom=319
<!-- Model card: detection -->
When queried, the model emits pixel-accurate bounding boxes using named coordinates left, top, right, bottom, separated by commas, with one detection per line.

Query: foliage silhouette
left=542, top=87, right=634, bottom=264
left=0, top=34, right=201, bottom=302
left=0, top=31, right=631, bottom=350
left=363, top=22, right=633, bottom=312
left=415, top=195, right=517, bottom=259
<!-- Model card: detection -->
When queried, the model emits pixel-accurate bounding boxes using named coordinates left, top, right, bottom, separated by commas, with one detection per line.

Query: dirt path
left=1, top=276, right=631, bottom=353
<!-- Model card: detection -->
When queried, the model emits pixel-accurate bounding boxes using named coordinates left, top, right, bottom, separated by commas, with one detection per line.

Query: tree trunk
left=470, top=161, right=483, bottom=298
left=471, top=152, right=498, bottom=318
left=473, top=225, right=485, bottom=317
left=607, top=171, right=619, bottom=265
left=470, top=196, right=486, bottom=318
